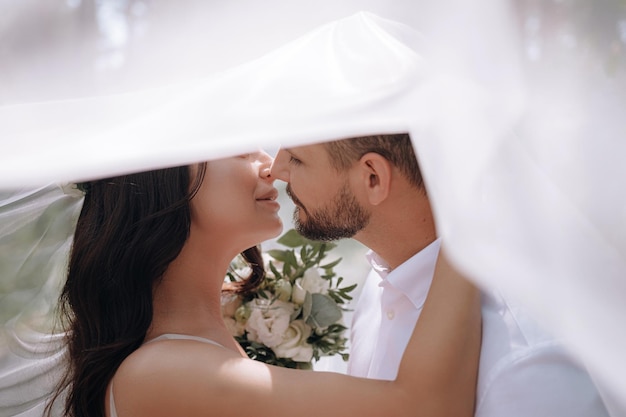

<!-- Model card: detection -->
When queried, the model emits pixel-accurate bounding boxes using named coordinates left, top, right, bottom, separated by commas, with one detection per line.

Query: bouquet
left=222, top=229, right=356, bottom=369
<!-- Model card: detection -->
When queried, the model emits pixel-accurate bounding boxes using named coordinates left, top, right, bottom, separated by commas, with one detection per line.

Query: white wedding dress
left=0, top=6, right=625, bottom=417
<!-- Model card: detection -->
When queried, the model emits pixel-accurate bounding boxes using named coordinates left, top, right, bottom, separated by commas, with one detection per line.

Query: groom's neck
left=354, top=191, right=436, bottom=270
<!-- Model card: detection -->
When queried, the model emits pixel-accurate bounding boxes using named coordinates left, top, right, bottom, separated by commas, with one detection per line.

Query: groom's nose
left=270, top=149, right=290, bottom=182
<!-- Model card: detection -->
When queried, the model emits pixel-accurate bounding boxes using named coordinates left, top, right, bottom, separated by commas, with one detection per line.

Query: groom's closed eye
left=283, top=148, right=304, bottom=166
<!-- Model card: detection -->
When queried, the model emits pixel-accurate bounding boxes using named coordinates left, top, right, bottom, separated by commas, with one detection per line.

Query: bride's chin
left=243, top=221, right=283, bottom=250
left=265, top=220, right=284, bottom=240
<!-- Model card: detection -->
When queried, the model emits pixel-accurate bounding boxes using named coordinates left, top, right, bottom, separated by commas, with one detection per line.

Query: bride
left=44, top=150, right=481, bottom=417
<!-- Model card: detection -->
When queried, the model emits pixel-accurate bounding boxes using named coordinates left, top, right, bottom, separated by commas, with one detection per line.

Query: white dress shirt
left=348, top=240, right=609, bottom=417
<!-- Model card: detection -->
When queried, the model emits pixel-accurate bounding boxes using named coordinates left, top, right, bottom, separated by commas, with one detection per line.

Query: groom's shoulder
left=476, top=291, right=608, bottom=417
left=481, top=290, right=565, bottom=344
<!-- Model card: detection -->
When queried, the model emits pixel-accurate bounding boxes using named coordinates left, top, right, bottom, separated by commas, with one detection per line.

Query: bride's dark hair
left=46, top=164, right=265, bottom=417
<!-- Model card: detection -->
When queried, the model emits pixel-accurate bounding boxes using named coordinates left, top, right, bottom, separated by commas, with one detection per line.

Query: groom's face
left=271, top=144, right=370, bottom=241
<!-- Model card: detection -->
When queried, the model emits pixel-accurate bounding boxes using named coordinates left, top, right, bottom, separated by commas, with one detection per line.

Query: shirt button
left=386, top=310, right=395, bottom=320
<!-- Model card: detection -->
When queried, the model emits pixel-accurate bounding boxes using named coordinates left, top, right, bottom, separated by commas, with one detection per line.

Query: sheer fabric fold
left=0, top=185, right=82, bottom=416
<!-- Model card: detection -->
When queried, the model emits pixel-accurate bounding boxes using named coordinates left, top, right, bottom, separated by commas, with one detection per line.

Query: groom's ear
left=356, top=152, right=392, bottom=206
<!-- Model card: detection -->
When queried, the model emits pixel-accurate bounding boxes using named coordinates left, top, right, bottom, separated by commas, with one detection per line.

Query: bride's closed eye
left=288, top=156, right=302, bottom=166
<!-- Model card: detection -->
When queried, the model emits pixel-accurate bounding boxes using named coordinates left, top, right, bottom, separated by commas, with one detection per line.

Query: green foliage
left=236, top=338, right=311, bottom=369
left=307, top=323, right=350, bottom=362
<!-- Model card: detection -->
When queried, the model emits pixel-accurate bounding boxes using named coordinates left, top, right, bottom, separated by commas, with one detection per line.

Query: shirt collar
left=366, top=238, right=442, bottom=309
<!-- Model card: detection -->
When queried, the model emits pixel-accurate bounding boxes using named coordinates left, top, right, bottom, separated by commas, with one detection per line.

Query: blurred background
left=2, top=0, right=624, bottom=104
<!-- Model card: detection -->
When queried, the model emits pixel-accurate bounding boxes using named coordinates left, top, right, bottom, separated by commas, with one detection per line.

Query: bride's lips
left=256, top=189, right=280, bottom=210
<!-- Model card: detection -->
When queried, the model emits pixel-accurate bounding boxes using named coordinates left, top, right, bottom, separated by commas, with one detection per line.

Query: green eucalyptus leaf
left=321, top=242, right=337, bottom=251
left=283, top=261, right=293, bottom=276
left=321, top=257, right=342, bottom=269
left=310, top=245, right=321, bottom=258
left=307, top=293, right=342, bottom=328
left=340, top=283, right=358, bottom=293
left=268, top=261, right=282, bottom=280
left=277, top=229, right=309, bottom=247
left=327, top=291, right=344, bottom=304
left=267, top=249, right=289, bottom=263
left=300, top=246, right=308, bottom=263
left=286, top=250, right=299, bottom=267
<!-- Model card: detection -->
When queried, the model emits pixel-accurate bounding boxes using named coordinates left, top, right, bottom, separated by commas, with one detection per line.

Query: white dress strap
left=146, top=333, right=225, bottom=347
left=109, top=385, right=119, bottom=417
left=108, top=334, right=225, bottom=416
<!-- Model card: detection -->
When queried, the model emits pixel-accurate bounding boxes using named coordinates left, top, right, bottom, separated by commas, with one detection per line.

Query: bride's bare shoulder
left=122, top=337, right=235, bottom=370
left=108, top=338, right=362, bottom=417
left=111, top=339, right=247, bottom=416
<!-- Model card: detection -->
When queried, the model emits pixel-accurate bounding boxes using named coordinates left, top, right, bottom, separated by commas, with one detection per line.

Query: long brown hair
left=46, top=164, right=264, bottom=417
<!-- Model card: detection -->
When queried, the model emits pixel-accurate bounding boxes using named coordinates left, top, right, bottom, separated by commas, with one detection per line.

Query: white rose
left=291, top=279, right=307, bottom=305
left=245, top=299, right=295, bottom=348
left=273, top=319, right=314, bottom=362
left=274, top=279, right=292, bottom=302
left=235, top=304, right=251, bottom=323
left=301, top=268, right=328, bottom=294
left=291, top=269, right=327, bottom=305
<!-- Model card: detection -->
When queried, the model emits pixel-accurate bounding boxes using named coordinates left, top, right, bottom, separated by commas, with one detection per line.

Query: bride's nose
left=259, top=151, right=274, bottom=179
left=260, top=165, right=272, bottom=179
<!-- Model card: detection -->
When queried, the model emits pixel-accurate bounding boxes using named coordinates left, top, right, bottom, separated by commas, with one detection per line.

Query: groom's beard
left=286, top=182, right=370, bottom=242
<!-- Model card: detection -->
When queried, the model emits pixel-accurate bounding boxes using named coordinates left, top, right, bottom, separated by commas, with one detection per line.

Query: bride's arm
left=394, top=249, right=482, bottom=415
left=113, top=250, right=481, bottom=417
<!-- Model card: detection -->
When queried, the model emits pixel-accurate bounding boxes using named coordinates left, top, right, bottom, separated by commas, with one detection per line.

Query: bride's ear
left=357, top=152, right=392, bottom=205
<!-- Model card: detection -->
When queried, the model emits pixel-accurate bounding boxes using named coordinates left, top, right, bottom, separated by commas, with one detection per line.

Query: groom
left=270, top=134, right=608, bottom=417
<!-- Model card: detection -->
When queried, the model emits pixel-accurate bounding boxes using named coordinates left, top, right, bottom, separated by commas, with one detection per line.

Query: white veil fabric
left=0, top=186, right=82, bottom=416
left=1, top=5, right=625, bottom=417
left=0, top=12, right=433, bottom=186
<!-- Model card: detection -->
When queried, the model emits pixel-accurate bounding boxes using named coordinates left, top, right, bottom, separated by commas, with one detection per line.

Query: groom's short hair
left=324, top=133, right=424, bottom=189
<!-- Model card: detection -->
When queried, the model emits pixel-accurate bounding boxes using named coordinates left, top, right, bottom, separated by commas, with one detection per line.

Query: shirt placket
left=368, top=281, right=405, bottom=379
